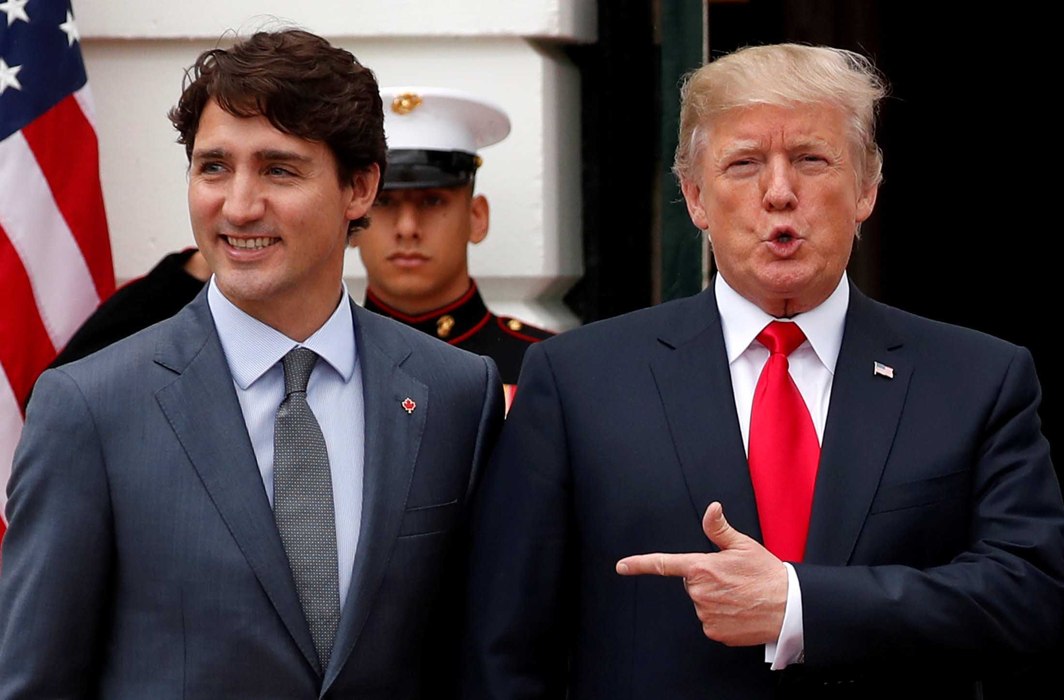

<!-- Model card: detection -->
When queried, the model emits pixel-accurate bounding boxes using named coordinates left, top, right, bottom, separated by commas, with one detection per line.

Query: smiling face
left=188, top=100, right=378, bottom=340
left=681, top=102, right=878, bottom=317
left=353, top=185, right=488, bottom=315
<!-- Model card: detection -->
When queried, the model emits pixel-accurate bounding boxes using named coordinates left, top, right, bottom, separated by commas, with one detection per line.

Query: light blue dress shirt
left=207, top=278, right=365, bottom=608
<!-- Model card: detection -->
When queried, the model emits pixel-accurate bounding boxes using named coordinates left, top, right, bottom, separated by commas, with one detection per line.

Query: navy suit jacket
left=0, top=291, right=504, bottom=699
left=464, top=282, right=1064, bottom=699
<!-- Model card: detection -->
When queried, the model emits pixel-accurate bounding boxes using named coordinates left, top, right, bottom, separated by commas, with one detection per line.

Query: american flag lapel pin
left=401, top=397, right=416, bottom=414
left=873, top=361, right=894, bottom=379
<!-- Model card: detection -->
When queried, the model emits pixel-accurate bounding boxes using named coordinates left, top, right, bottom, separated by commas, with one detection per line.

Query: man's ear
left=855, top=181, right=879, bottom=224
left=469, top=194, right=489, bottom=245
left=345, top=163, right=381, bottom=222
left=680, top=177, right=709, bottom=230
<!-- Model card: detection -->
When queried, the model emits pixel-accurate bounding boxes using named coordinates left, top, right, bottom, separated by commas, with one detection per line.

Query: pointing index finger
left=616, top=552, right=705, bottom=578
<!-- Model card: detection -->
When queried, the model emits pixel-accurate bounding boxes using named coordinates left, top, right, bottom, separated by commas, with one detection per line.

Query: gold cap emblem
left=391, top=93, right=423, bottom=115
left=506, top=319, right=523, bottom=332
left=437, top=314, right=455, bottom=338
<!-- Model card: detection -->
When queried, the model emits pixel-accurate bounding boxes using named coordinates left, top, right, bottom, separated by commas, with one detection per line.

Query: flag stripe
left=22, top=93, right=114, bottom=300
left=0, top=130, right=102, bottom=350
left=0, top=367, right=23, bottom=531
left=73, top=84, right=97, bottom=129
left=0, top=224, right=58, bottom=406
left=1, top=1, right=114, bottom=537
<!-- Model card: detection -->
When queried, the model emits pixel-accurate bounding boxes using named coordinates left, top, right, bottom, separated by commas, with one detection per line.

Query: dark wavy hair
left=168, top=29, right=387, bottom=233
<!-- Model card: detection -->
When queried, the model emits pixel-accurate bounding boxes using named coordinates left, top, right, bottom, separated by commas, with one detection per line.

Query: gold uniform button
left=437, top=315, right=455, bottom=338
left=506, top=319, right=523, bottom=332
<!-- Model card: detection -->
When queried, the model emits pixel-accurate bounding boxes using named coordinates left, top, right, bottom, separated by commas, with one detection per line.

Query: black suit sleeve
left=463, top=344, right=574, bottom=699
left=423, top=355, right=505, bottom=698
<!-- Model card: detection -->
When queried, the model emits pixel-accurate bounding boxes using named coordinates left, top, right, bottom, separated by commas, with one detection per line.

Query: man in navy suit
left=0, top=29, right=502, bottom=698
left=463, top=43, right=1064, bottom=698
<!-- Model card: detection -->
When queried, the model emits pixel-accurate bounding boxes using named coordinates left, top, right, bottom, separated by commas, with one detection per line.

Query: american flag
left=0, top=0, right=114, bottom=542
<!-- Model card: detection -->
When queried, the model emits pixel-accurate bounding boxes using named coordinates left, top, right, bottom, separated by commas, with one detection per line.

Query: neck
left=366, top=279, right=475, bottom=317
left=233, top=287, right=344, bottom=342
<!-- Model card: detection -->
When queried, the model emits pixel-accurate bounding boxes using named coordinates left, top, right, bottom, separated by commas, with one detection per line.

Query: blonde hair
left=673, top=43, right=887, bottom=189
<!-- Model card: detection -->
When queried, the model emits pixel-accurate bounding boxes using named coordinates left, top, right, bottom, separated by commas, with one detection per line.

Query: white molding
left=77, top=1, right=597, bottom=42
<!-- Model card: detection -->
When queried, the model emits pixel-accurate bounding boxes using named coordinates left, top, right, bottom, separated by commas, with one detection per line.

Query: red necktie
left=748, top=321, right=820, bottom=562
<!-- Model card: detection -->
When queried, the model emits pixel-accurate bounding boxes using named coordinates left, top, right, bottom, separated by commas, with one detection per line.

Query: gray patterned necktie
left=273, top=347, right=340, bottom=674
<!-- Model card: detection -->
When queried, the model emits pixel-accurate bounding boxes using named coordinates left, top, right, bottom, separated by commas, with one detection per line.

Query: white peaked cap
left=380, top=86, right=511, bottom=155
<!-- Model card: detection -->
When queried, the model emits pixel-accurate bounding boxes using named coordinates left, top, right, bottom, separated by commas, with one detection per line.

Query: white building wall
left=77, top=0, right=593, bottom=330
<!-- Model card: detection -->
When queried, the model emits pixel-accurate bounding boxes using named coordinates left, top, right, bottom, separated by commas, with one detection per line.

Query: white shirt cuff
left=765, top=562, right=804, bottom=669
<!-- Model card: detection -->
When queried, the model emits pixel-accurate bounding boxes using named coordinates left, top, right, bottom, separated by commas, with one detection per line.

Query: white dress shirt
left=207, top=278, right=365, bottom=608
left=714, top=272, right=850, bottom=669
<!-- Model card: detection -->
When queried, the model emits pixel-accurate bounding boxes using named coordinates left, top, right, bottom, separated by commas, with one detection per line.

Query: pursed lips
left=762, top=226, right=804, bottom=257
left=767, top=226, right=799, bottom=243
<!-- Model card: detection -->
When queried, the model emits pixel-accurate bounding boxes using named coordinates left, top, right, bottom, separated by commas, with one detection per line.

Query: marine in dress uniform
left=354, top=86, right=555, bottom=409
left=364, top=281, right=553, bottom=387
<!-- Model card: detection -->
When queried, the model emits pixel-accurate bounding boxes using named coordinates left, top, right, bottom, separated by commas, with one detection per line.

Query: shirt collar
left=715, top=272, right=849, bottom=373
left=207, top=277, right=357, bottom=389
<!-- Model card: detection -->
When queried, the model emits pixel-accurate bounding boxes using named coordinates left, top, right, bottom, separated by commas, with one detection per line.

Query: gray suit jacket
left=0, top=290, right=504, bottom=699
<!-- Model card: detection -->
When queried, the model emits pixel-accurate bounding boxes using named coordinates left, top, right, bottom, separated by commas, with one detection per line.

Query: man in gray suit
left=0, top=29, right=503, bottom=699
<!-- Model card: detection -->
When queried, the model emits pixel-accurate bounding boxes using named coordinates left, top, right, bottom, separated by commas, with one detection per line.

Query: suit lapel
left=805, top=285, right=911, bottom=564
left=650, top=287, right=763, bottom=542
left=324, top=302, right=426, bottom=688
left=153, top=293, right=320, bottom=673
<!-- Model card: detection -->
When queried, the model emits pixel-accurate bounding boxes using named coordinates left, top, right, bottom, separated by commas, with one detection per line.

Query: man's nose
left=222, top=173, right=266, bottom=225
left=394, top=201, right=419, bottom=238
left=761, top=159, right=798, bottom=210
